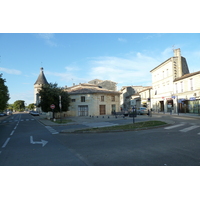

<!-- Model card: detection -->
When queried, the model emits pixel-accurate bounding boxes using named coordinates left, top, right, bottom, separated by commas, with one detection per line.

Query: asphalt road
left=1, top=113, right=200, bottom=166
left=54, top=115, right=200, bottom=166
left=0, top=113, right=86, bottom=166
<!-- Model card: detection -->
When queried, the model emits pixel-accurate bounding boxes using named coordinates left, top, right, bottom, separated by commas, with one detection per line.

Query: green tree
left=7, top=104, right=14, bottom=111
left=28, top=103, right=35, bottom=110
left=0, top=74, right=10, bottom=111
left=38, top=83, right=70, bottom=112
left=13, top=100, right=25, bottom=111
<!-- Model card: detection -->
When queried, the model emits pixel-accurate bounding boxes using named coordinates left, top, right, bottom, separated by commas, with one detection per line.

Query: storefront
left=178, top=97, right=200, bottom=114
left=166, top=98, right=174, bottom=112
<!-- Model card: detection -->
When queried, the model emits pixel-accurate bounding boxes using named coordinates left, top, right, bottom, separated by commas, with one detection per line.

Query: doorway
left=78, top=105, right=88, bottom=116
left=99, top=105, right=106, bottom=115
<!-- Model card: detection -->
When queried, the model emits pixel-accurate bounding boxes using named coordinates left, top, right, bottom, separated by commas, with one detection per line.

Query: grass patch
left=52, top=119, right=73, bottom=124
left=74, top=121, right=167, bottom=132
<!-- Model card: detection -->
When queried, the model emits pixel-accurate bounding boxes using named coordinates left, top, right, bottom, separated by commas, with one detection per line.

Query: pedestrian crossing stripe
left=179, top=125, right=200, bottom=132
left=0, top=119, right=35, bottom=123
left=45, top=126, right=59, bottom=134
left=164, top=124, right=185, bottom=129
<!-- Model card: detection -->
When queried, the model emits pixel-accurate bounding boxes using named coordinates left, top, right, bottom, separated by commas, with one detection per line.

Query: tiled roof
left=34, top=68, right=48, bottom=85
left=66, top=84, right=121, bottom=95
left=174, top=71, right=200, bottom=82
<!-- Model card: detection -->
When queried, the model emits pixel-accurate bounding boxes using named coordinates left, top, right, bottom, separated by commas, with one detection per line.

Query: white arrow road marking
left=30, top=136, right=48, bottom=147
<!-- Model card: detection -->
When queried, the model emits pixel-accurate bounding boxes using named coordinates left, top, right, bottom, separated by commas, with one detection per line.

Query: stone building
left=65, top=83, right=121, bottom=116
left=150, top=48, right=200, bottom=114
left=138, top=87, right=152, bottom=109
left=34, top=68, right=49, bottom=111
left=120, top=86, right=150, bottom=111
left=173, top=71, right=200, bottom=113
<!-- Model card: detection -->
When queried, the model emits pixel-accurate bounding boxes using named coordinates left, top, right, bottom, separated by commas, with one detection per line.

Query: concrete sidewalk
left=37, top=111, right=200, bottom=126
left=152, top=112, right=200, bottom=119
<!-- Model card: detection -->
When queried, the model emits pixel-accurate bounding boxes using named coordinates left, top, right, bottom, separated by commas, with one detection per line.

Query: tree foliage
left=28, top=103, right=35, bottom=110
left=38, top=83, right=70, bottom=112
left=0, top=74, right=10, bottom=111
left=13, top=100, right=25, bottom=111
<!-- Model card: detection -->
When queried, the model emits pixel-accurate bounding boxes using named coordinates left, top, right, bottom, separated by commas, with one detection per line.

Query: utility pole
left=59, top=95, right=62, bottom=122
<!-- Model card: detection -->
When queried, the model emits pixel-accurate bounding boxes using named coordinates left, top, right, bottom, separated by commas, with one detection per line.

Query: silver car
left=137, top=107, right=148, bottom=115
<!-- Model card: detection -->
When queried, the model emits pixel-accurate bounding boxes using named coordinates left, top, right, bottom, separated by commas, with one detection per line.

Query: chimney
left=173, top=48, right=181, bottom=57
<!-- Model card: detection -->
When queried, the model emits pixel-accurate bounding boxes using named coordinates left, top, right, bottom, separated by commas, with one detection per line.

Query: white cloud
left=88, top=53, right=159, bottom=87
left=37, top=33, right=57, bottom=47
left=118, top=38, right=127, bottom=43
left=0, top=67, right=21, bottom=75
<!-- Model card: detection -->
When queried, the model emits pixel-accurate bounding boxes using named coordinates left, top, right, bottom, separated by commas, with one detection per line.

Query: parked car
left=7, top=111, right=12, bottom=115
left=0, top=113, right=7, bottom=117
left=137, top=107, right=148, bottom=115
left=29, top=111, right=40, bottom=116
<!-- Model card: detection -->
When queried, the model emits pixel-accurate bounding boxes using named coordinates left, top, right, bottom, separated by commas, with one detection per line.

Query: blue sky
left=1, top=33, right=200, bottom=105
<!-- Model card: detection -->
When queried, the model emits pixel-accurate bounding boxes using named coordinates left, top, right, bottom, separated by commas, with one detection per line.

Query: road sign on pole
left=50, top=104, right=55, bottom=109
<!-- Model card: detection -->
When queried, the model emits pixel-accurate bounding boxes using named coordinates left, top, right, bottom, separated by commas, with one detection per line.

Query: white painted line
left=180, top=125, right=200, bottom=133
left=52, top=132, right=59, bottom=134
left=164, top=124, right=185, bottom=130
left=10, top=130, right=15, bottom=136
left=2, top=138, right=10, bottom=148
left=197, top=133, right=200, bottom=135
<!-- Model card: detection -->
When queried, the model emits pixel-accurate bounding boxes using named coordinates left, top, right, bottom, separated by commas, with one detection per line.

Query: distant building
left=88, top=79, right=117, bottom=91
left=65, top=83, right=121, bottom=116
left=120, top=86, right=150, bottom=111
left=34, top=68, right=49, bottom=111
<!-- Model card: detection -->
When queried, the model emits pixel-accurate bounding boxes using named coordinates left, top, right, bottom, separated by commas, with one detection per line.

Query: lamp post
left=59, top=95, right=62, bottom=122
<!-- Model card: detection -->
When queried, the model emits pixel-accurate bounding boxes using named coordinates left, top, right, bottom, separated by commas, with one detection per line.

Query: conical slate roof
left=34, top=68, right=48, bottom=85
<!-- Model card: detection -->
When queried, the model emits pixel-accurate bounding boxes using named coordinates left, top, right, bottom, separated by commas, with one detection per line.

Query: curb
left=60, top=120, right=174, bottom=134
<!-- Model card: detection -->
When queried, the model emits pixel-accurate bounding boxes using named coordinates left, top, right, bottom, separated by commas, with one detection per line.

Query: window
left=101, top=96, right=104, bottom=102
left=175, top=83, right=178, bottom=93
left=190, top=79, right=193, bottom=90
left=71, top=99, right=76, bottom=102
left=166, top=69, right=168, bottom=77
left=81, top=96, right=85, bottom=102
left=180, top=82, right=183, bottom=92
left=111, top=96, right=115, bottom=102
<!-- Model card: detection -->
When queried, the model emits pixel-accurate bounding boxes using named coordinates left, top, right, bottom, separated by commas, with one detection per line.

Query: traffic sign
left=50, top=104, right=55, bottom=109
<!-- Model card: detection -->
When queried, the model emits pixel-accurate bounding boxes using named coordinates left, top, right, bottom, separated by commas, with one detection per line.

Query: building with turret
left=34, top=68, right=49, bottom=111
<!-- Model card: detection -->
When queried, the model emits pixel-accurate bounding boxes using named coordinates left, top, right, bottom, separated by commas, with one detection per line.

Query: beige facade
left=120, top=86, right=150, bottom=111
left=65, top=84, right=121, bottom=116
left=138, top=87, right=152, bottom=109
left=150, top=48, right=200, bottom=114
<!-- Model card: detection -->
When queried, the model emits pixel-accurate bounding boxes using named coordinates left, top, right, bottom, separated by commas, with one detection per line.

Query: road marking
left=2, top=137, right=10, bottom=148
left=45, top=126, right=59, bottom=134
left=180, top=125, right=200, bottom=133
left=30, top=136, right=48, bottom=147
left=10, top=130, right=15, bottom=136
left=164, top=124, right=185, bottom=130
left=197, top=133, right=200, bottom=135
